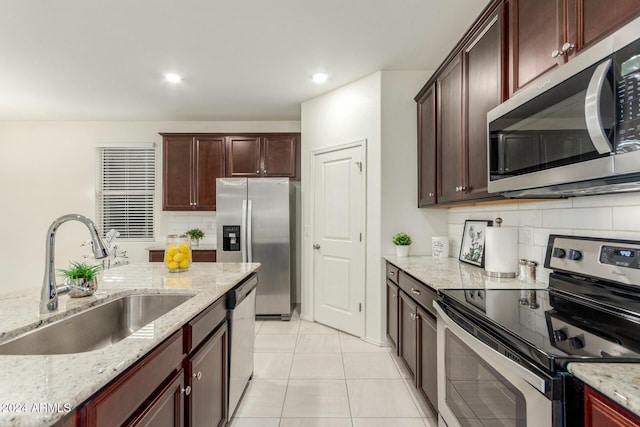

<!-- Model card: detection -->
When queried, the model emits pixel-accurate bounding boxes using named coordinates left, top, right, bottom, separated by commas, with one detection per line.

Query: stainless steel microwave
left=487, top=17, right=640, bottom=197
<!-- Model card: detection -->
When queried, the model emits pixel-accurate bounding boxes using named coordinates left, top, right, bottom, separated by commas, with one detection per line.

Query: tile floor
left=229, top=310, right=437, bottom=427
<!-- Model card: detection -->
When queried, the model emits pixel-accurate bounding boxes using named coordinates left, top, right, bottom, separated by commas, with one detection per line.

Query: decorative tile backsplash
left=448, top=193, right=640, bottom=283
left=167, top=212, right=217, bottom=244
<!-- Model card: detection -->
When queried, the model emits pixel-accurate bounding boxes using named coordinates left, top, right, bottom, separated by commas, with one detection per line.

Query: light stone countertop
left=0, top=262, right=259, bottom=426
left=383, top=255, right=549, bottom=290
left=568, top=363, right=640, bottom=416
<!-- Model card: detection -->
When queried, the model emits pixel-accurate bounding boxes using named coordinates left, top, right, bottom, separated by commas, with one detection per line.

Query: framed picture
left=459, top=220, right=493, bottom=267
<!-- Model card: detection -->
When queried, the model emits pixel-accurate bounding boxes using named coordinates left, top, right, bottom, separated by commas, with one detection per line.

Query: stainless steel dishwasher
left=226, top=274, right=258, bottom=420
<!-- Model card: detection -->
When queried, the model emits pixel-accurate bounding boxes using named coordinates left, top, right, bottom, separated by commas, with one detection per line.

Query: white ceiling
left=0, top=1, right=489, bottom=121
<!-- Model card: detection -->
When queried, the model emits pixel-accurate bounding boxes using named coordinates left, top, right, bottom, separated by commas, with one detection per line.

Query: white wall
left=448, top=193, right=640, bottom=283
left=301, top=70, right=448, bottom=345
left=0, top=120, right=300, bottom=295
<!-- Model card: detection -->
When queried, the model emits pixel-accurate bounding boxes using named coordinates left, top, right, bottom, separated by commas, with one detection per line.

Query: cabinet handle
left=264, top=170, right=267, bottom=174
left=256, top=170, right=260, bottom=174
left=389, top=271, right=395, bottom=276
left=428, top=192, right=434, bottom=197
left=392, top=293, right=396, bottom=298
left=313, top=244, right=321, bottom=250
left=551, top=49, right=563, bottom=58
left=562, top=42, right=575, bottom=54
left=411, top=288, right=421, bottom=295
left=414, top=313, right=420, bottom=321
left=193, top=371, right=203, bottom=380
left=461, top=186, right=466, bottom=191
left=181, top=386, right=191, bottom=396
left=410, top=313, right=415, bottom=320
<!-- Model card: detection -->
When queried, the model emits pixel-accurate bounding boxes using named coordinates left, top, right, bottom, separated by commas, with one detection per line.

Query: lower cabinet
left=187, top=323, right=227, bottom=427
left=80, top=294, right=230, bottom=427
left=585, top=385, right=640, bottom=427
left=129, top=371, right=185, bottom=427
left=388, top=262, right=438, bottom=414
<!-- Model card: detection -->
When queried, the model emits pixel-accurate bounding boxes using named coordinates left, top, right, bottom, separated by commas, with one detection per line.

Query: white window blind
left=96, top=144, right=155, bottom=240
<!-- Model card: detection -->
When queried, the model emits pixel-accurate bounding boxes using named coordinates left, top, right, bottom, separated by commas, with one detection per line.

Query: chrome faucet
left=40, top=214, right=109, bottom=314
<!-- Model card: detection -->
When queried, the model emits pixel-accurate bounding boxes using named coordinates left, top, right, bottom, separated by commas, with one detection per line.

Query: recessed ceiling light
left=311, top=72, right=329, bottom=84
left=164, top=73, right=182, bottom=83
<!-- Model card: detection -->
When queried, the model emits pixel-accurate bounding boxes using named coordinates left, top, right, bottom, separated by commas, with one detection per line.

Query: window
left=96, top=144, right=155, bottom=240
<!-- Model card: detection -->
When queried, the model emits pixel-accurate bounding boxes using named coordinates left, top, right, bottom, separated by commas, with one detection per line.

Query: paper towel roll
left=484, top=226, right=518, bottom=277
left=432, top=236, right=449, bottom=257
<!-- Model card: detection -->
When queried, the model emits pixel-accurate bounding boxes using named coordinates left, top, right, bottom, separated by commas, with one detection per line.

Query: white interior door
left=312, top=144, right=365, bottom=337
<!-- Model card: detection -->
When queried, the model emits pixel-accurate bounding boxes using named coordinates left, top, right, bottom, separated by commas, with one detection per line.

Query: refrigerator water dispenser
left=223, top=225, right=241, bottom=251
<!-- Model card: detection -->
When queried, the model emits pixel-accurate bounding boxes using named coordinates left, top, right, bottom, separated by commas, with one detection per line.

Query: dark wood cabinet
left=386, top=280, right=399, bottom=354
left=507, top=0, right=640, bottom=95
left=399, top=291, right=417, bottom=379
left=163, top=135, right=225, bottom=211
left=417, top=85, right=437, bottom=207
left=464, top=8, right=503, bottom=200
left=436, top=53, right=464, bottom=204
left=226, top=134, right=299, bottom=178
left=129, top=371, right=185, bottom=427
left=417, top=306, right=438, bottom=414
left=187, top=323, right=227, bottom=427
left=149, top=249, right=216, bottom=263
left=585, top=385, right=640, bottom=427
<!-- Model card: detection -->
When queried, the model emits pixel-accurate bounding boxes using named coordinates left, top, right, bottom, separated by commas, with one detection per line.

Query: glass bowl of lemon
left=164, top=234, right=192, bottom=272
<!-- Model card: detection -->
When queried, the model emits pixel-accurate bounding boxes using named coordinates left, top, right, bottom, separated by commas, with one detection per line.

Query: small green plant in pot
left=392, top=232, right=412, bottom=257
left=185, top=228, right=205, bottom=247
left=57, top=262, right=101, bottom=298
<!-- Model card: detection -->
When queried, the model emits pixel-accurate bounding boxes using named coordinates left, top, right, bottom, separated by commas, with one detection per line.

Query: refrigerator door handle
left=247, top=200, right=253, bottom=263
left=241, top=199, right=248, bottom=263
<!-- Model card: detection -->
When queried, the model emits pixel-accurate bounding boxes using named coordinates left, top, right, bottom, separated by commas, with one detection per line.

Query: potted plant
left=392, top=232, right=412, bottom=257
left=58, top=262, right=101, bottom=297
left=185, top=228, right=205, bottom=247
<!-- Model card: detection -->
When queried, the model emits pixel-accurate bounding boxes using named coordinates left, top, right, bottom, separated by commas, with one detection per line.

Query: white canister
left=432, top=236, right=449, bottom=257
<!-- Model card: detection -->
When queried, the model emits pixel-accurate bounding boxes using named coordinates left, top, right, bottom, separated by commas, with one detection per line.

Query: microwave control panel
left=617, top=52, right=640, bottom=151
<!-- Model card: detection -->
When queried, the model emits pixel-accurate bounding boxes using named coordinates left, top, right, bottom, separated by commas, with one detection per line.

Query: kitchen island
left=0, top=262, right=259, bottom=426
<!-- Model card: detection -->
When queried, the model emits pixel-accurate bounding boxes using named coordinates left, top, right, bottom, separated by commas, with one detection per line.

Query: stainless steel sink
left=0, top=294, right=194, bottom=355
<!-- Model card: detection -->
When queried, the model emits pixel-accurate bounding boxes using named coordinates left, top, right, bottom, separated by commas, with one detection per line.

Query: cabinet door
left=163, top=136, right=194, bottom=210
left=262, top=135, right=298, bottom=178
left=386, top=281, right=399, bottom=354
left=128, top=371, right=185, bottom=427
left=437, top=54, right=464, bottom=204
left=417, top=307, right=438, bottom=414
left=187, top=323, right=227, bottom=427
left=575, top=0, right=640, bottom=52
left=399, top=292, right=417, bottom=379
left=194, top=137, right=225, bottom=210
left=463, top=7, right=503, bottom=201
left=508, top=0, right=563, bottom=94
left=585, top=385, right=640, bottom=427
left=226, top=136, right=261, bottom=177
left=417, top=85, right=437, bottom=207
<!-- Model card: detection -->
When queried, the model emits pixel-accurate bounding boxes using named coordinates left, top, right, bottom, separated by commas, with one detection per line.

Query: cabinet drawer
left=185, top=296, right=226, bottom=354
left=386, top=263, right=399, bottom=285
left=398, top=271, right=437, bottom=317
left=192, top=250, right=216, bottom=262
left=85, top=331, right=184, bottom=426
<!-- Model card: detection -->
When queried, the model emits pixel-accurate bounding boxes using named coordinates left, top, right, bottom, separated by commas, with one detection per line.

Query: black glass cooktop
left=438, top=275, right=640, bottom=373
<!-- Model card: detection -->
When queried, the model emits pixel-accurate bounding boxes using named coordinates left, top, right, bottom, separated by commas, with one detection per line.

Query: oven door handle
left=585, top=58, right=613, bottom=155
left=435, top=302, right=548, bottom=395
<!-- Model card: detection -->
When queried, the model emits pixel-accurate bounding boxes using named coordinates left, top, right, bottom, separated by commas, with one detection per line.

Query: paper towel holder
left=483, top=217, right=517, bottom=278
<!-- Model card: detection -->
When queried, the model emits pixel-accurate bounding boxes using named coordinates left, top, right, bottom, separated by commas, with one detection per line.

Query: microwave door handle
left=585, top=59, right=613, bottom=155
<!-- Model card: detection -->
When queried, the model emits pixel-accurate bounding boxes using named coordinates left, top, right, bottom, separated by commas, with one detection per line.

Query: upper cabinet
left=163, top=133, right=300, bottom=211
left=416, top=2, right=503, bottom=206
left=507, top=0, right=640, bottom=95
left=163, top=135, right=225, bottom=211
left=226, top=134, right=299, bottom=178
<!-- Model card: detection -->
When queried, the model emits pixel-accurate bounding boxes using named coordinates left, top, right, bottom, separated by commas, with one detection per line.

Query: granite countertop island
left=384, top=255, right=640, bottom=417
left=0, top=262, right=259, bottom=426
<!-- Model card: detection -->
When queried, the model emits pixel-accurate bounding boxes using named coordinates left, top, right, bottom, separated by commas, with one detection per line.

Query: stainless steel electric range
left=436, top=235, right=640, bottom=427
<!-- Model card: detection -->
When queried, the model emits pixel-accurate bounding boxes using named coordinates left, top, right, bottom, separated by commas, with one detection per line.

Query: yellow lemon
left=185, top=251, right=191, bottom=260
left=179, top=259, right=190, bottom=269
left=173, top=253, right=185, bottom=263
left=179, top=243, right=190, bottom=254
left=166, top=245, right=179, bottom=256
left=167, top=261, right=179, bottom=270
left=164, top=253, right=173, bottom=262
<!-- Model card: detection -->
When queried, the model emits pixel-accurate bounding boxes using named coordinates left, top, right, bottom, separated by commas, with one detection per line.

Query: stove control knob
left=552, top=248, right=567, bottom=259
left=567, top=249, right=582, bottom=261
left=552, top=330, right=568, bottom=342
left=568, top=337, right=584, bottom=350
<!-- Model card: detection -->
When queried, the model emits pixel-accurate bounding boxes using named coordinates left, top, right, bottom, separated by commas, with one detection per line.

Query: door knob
left=313, top=244, right=321, bottom=250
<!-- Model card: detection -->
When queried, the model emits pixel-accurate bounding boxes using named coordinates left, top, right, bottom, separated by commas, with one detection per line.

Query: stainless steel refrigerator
left=216, top=178, right=295, bottom=320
